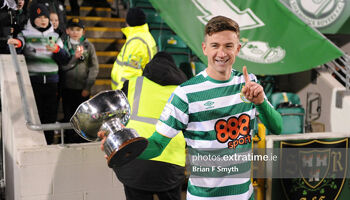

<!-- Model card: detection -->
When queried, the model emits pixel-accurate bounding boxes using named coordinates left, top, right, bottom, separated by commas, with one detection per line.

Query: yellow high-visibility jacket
left=111, top=23, right=157, bottom=90
left=127, top=76, right=186, bottom=167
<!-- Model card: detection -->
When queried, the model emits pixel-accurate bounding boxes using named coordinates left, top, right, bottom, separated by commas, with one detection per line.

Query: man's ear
left=236, top=43, right=241, bottom=54
left=202, top=42, right=207, bottom=56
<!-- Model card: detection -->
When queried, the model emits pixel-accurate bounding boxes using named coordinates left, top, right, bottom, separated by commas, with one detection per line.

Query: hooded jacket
left=115, top=52, right=188, bottom=192
left=121, top=51, right=188, bottom=94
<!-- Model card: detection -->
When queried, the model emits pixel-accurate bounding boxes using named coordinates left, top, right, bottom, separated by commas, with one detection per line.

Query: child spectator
left=50, top=11, right=65, bottom=38
left=50, top=11, right=65, bottom=123
left=29, top=0, right=67, bottom=31
left=7, top=3, right=70, bottom=144
left=61, top=17, right=99, bottom=143
left=50, top=11, right=59, bottom=30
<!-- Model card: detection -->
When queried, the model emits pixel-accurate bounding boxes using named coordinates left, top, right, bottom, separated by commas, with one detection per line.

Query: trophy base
left=107, top=137, right=148, bottom=168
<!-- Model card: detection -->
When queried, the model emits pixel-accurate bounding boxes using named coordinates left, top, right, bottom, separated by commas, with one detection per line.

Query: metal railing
left=8, top=44, right=72, bottom=144
left=323, top=55, right=350, bottom=108
left=324, top=55, right=350, bottom=90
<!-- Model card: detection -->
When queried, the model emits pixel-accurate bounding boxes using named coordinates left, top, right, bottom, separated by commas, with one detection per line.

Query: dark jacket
left=61, top=36, right=99, bottom=91
left=12, top=8, right=28, bottom=38
left=121, top=51, right=188, bottom=95
left=115, top=52, right=188, bottom=192
left=0, top=0, right=17, bottom=53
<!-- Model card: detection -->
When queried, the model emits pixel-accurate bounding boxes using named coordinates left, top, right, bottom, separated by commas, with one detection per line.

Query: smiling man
left=101, top=16, right=283, bottom=200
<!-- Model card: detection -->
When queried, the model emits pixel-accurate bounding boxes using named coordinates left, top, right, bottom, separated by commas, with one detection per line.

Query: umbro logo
left=204, top=101, right=215, bottom=109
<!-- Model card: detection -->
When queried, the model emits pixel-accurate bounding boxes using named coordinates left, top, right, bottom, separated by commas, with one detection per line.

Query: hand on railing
left=7, top=38, right=21, bottom=48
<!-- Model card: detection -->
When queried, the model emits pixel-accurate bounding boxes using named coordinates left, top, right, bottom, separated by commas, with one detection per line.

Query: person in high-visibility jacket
left=110, top=7, right=157, bottom=90
left=112, top=52, right=188, bottom=200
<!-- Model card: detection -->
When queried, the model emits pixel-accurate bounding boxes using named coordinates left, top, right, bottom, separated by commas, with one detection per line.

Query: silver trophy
left=70, top=90, right=148, bottom=168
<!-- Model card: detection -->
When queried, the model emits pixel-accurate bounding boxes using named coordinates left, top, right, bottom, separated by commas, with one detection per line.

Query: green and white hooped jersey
left=19, top=20, right=62, bottom=75
left=156, top=69, right=259, bottom=200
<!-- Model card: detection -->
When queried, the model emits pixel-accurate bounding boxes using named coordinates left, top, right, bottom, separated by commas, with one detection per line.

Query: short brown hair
left=204, top=16, right=240, bottom=38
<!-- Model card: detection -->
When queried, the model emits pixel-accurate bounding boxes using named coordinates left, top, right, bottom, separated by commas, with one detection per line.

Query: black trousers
left=62, top=88, right=89, bottom=122
left=31, top=82, right=58, bottom=144
left=62, top=88, right=89, bottom=143
left=124, top=185, right=182, bottom=200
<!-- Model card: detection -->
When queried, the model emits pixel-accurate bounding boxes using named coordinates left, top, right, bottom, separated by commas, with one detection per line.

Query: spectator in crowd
left=101, top=16, right=282, bottom=199
left=11, top=0, right=28, bottom=38
left=16, top=0, right=23, bottom=8
left=61, top=17, right=99, bottom=143
left=50, top=11, right=64, bottom=37
left=50, top=11, right=59, bottom=31
left=110, top=52, right=188, bottom=200
left=29, top=0, right=66, bottom=31
left=110, top=7, right=157, bottom=90
left=0, top=0, right=18, bottom=53
left=49, top=10, right=65, bottom=128
left=68, top=0, right=79, bottom=16
left=8, top=3, right=70, bottom=144
left=81, top=0, right=109, bottom=8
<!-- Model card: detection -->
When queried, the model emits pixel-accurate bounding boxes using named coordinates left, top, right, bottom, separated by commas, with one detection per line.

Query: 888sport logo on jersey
left=214, top=114, right=252, bottom=149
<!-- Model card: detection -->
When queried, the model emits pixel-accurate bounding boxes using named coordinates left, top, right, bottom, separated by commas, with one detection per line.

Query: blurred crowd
left=2, top=0, right=100, bottom=144
left=0, top=0, right=68, bottom=53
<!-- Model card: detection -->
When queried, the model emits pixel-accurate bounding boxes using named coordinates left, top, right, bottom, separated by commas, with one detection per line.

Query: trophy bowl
left=70, top=90, right=148, bottom=167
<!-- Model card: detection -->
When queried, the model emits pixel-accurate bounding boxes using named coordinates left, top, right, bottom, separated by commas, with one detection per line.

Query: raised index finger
left=243, top=66, right=250, bottom=83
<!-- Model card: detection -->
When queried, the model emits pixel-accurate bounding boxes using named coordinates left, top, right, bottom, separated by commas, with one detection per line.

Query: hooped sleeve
left=137, top=131, right=171, bottom=160
left=255, top=99, right=283, bottom=134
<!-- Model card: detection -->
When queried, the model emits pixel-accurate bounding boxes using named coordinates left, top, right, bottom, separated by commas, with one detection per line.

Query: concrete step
left=91, top=79, right=112, bottom=95
left=95, top=79, right=111, bottom=85
left=67, top=16, right=125, bottom=27
left=97, top=64, right=113, bottom=79
left=66, top=6, right=112, bottom=17
left=100, top=64, right=113, bottom=69
left=93, top=66, right=113, bottom=95
left=80, top=0, right=113, bottom=7
left=66, top=4, right=128, bottom=18
left=84, top=27, right=123, bottom=38
left=96, top=51, right=118, bottom=64
left=97, top=63, right=113, bottom=79
left=65, top=0, right=125, bottom=96
left=88, top=38, right=125, bottom=51
left=97, top=67, right=112, bottom=79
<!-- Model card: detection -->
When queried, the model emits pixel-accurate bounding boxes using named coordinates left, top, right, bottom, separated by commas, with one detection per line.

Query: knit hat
left=29, top=3, right=50, bottom=27
left=143, top=52, right=188, bottom=86
left=67, top=18, right=85, bottom=29
left=126, top=8, right=146, bottom=27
